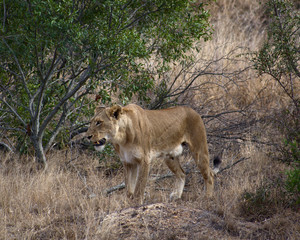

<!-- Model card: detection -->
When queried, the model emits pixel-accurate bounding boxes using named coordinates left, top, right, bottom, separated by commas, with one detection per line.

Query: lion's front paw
left=169, top=192, right=181, bottom=201
left=126, top=191, right=134, bottom=199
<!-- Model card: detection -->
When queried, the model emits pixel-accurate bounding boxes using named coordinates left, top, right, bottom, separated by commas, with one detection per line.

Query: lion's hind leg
left=192, top=151, right=214, bottom=197
left=164, top=156, right=185, bottom=200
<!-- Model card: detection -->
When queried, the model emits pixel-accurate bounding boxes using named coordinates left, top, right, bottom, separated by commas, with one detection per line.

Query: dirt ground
left=97, top=202, right=299, bottom=240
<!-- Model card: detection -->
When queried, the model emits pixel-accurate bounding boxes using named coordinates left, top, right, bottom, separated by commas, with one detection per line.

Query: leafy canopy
left=0, top=0, right=212, bottom=160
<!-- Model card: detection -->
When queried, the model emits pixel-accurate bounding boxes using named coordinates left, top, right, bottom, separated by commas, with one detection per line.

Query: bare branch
left=44, top=103, right=68, bottom=152
left=0, top=142, right=14, bottom=153
left=119, top=3, right=164, bottom=32
left=0, top=96, right=26, bottom=127
left=0, top=125, right=25, bottom=133
left=1, top=38, right=31, bottom=99
left=38, top=66, right=91, bottom=139
left=149, top=46, right=252, bottom=109
left=2, top=0, right=6, bottom=32
left=202, top=110, right=245, bottom=119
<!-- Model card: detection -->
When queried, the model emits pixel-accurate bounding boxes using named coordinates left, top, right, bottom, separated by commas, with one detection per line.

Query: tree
left=0, top=0, right=212, bottom=166
left=252, top=0, right=299, bottom=204
left=252, top=0, right=299, bottom=140
left=252, top=0, right=299, bottom=109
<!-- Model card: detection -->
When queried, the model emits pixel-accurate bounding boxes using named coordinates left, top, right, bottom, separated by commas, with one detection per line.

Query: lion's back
left=122, top=104, right=203, bottom=145
left=123, top=104, right=201, bottom=127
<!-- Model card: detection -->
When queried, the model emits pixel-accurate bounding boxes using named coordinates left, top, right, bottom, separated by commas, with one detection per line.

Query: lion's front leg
left=133, top=161, right=150, bottom=205
left=123, top=162, right=138, bottom=198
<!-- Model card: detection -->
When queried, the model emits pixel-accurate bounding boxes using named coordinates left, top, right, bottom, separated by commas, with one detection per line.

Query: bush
left=251, top=0, right=299, bottom=209
left=284, top=139, right=300, bottom=204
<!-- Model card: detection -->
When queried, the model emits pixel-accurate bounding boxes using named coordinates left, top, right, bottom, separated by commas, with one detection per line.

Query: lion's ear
left=95, top=105, right=106, bottom=114
left=107, top=105, right=123, bottom=119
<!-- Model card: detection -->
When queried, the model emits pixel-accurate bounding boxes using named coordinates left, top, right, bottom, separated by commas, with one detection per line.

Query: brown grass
left=0, top=152, right=127, bottom=239
left=1, top=0, right=299, bottom=239
left=1, top=144, right=298, bottom=239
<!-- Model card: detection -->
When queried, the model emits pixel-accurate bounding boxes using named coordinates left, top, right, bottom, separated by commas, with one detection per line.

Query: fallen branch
left=104, top=157, right=250, bottom=195
left=106, top=182, right=125, bottom=195
left=105, top=173, right=174, bottom=195
left=217, top=157, right=250, bottom=174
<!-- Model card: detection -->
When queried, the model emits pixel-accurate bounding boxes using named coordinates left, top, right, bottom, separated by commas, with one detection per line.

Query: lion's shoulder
left=123, top=104, right=144, bottom=112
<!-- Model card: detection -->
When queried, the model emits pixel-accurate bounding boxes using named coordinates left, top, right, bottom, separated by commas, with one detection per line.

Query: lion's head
left=86, top=105, right=124, bottom=151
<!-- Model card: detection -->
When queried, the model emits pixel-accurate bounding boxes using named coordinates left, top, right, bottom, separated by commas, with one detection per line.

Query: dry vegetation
left=0, top=0, right=299, bottom=239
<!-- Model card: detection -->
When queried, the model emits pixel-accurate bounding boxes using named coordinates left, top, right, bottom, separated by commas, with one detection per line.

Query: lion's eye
left=96, top=121, right=102, bottom=126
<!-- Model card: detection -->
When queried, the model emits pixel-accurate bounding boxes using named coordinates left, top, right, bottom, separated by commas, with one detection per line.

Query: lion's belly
left=119, top=144, right=183, bottom=163
left=150, top=144, right=183, bottom=160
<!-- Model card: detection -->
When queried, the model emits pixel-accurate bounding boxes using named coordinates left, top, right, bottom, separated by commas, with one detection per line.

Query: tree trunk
left=30, top=135, right=48, bottom=169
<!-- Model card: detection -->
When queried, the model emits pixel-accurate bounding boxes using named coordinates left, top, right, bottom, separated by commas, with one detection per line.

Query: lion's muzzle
left=94, top=138, right=106, bottom=147
left=93, top=138, right=106, bottom=152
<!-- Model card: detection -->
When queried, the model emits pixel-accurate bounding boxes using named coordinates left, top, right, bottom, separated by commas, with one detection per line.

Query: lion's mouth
left=94, top=138, right=106, bottom=147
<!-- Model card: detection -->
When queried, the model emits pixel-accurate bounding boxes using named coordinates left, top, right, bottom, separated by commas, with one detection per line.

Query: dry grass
left=0, top=151, right=128, bottom=239
left=1, top=0, right=299, bottom=239
left=1, top=144, right=298, bottom=239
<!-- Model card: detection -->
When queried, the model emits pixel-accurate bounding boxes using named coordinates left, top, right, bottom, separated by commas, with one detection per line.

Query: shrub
left=251, top=0, right=299, bottom=209
left=284, top=139, right=300, bottom=204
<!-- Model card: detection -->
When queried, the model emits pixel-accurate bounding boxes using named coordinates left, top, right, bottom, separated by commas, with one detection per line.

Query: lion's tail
left=212, top=156, right=222, bottom=174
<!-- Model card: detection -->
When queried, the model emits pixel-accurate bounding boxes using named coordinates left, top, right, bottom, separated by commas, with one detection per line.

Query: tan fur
left=86, top=104, right=216, bottom=204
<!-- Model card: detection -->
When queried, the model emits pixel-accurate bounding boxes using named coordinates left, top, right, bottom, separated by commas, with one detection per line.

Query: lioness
left=86, top=104, right=221, bottom=204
